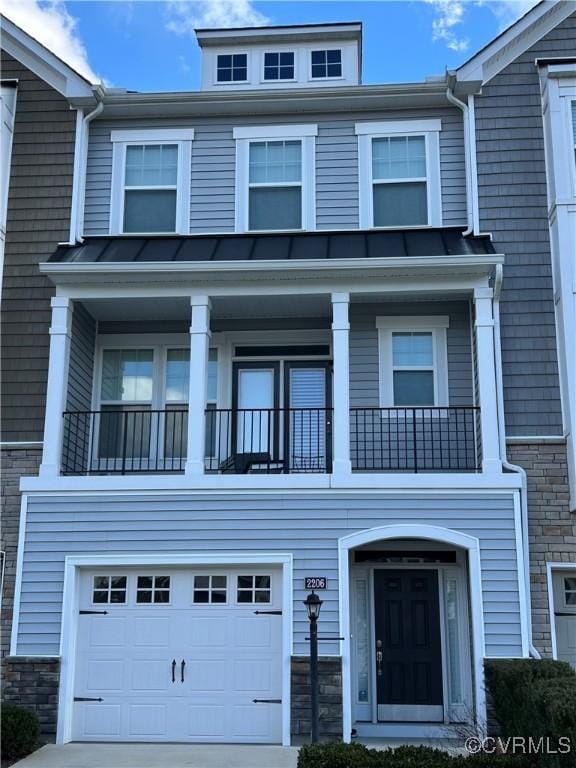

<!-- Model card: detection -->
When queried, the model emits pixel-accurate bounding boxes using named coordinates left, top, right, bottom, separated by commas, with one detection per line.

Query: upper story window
left=356, top=120, right=442, bottom=229
left=264, top=52, right=295, bottom=80
left=376, top=316, right=449, bottom=407
left=110, top=129, right=194, bottom=235
left=217, top=53, right=247, bottom=82
left=124, top=144, right=178, bottom=233
left=311, top=49, right=342, bottom=78
left=233, top=124, right=317, bottom=232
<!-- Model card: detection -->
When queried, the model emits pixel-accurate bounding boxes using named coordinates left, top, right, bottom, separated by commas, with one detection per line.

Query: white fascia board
left=457, top=0, right=576, bottom=85
left=355, top=119, right=442, bottom=135
left=1, top=19, right=95, bottom=99
left=233, top=124, right=318, bottom=139
left=20, top=472, right=522, bottom=494
left=110, top=128, right=195, bottom=142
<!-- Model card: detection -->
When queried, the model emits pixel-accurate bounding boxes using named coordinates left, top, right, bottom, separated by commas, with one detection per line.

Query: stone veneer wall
left=3, top=657, right=60, bottom=734
left=507, top=440, right=575, bottom=656
left=291, top=656, right=343, bottom=740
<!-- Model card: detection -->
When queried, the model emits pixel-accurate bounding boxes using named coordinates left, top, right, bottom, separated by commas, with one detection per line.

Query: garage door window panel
left=92, top=575, right=127, bottom=604
left=193, top=575, right=227, bottom=604
left=136, top=575, right=171, bottom=604
left=237, top=575, right=271, bottom=603
left=565, top=577, right=576, bottom=606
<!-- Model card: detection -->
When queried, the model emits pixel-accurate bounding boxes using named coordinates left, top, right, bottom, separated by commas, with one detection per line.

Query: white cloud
left=2, top=0, right=98, bottom=82
left=484, top=0, right=540, bottom=30
left=166, top=0, right=269, bottom=35
left=424, top=0, right=470, bottom=52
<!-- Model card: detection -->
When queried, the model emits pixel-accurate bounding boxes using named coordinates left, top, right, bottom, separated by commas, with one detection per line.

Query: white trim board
left=56, top=552, right=293, bottom=746
left=233, top=124, right=318, bottom=139
left=546, top=562, right=576, bottom=661
left=338, top=524, right=487, bottom=743
left=355, top=119, right=442, bottom=135
left=110, top=129, right=195, bottom=143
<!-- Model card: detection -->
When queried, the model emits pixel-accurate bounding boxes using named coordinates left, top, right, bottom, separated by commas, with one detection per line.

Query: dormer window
left=264, top=52, right=295, bottom=81
left=311, top=49, right=342, bottom=78
left=217, top=53, right=247, bottom=83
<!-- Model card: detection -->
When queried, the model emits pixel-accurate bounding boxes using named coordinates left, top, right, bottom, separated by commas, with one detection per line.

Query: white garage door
left=72, top=566, right=283, bottom=743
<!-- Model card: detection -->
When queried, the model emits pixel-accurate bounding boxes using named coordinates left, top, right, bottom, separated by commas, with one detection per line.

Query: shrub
left=297, top=742, right=379, bottom=768
left=1, top=704, right=40, bottom=762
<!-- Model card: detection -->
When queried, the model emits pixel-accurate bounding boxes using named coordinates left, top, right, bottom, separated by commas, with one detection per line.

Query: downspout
left=73, top=90, right=104, bottom=243
left=493, top=264, right=541, bottom=659
left=446, top=86, right=473, bottom=236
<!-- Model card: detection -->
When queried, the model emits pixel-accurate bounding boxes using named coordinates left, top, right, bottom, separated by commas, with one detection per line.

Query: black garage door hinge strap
left=79, top=610, right=108, bottom=615
left=252, top=699, right=282, bottom=704
left=253, top=610, right=282, bottom=615
left=74, top=697, right=103, bottom=702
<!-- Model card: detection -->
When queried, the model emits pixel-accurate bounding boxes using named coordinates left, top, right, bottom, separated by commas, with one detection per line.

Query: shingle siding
left=0, top=52, right=76, bottom=442
left=474, top=11, right=576, bottom=436
left=84, top=107, right=466, bottom=236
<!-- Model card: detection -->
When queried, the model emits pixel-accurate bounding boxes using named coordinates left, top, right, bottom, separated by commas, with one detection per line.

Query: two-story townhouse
left=452, top=0, right=576, bottom=673
left=0, top=17, right=96, bottom=735
left=3, top=7, right=574, bottom=748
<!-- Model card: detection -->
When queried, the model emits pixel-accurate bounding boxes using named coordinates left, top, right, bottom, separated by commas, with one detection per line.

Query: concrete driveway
left=12, top=743, right=299, bottom=768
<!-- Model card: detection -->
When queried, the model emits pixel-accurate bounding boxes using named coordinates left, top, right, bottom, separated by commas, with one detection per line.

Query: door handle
left=181, top=659, right=186, bottom=683
left=376, top=639, right=383, bottom=677
left=171, top=659, right=176, bottom=683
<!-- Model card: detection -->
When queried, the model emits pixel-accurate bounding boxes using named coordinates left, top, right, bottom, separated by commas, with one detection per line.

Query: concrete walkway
left=12, top=743, right=299, bottom=768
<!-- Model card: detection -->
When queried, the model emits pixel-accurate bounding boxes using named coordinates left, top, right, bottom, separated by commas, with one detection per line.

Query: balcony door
left=232, top=362, right=280, bottom=462
left=231, top=360, right=331, bottom=472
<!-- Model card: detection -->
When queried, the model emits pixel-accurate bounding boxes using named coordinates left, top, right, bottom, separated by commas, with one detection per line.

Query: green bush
left=1, top=704, right=40, bottom=761
left=297, top=742, right=536, bottom=768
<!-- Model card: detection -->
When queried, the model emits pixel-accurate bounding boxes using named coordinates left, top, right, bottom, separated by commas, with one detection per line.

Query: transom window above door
left=356, top=120, right=442, bottom=229
left=376, top=316, right=449, bottom=407
left=109, top=129, right=194, bottom=235
left=233, top=125, right=317, bottom=233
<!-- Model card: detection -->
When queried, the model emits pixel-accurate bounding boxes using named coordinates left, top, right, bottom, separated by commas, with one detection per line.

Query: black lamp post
left=303, top=591, right=323, bottom=744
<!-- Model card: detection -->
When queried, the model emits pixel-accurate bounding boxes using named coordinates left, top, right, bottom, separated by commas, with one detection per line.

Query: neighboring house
left=0, top=16, right=96, bottom=733
left=1, top=3, right=574, bottom=748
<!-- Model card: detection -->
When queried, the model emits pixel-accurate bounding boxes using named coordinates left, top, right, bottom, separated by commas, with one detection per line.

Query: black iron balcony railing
left=205, top=408, right=333, bottom=474
left=350, top=406, right=480, bottom=472
left=61, top=405, right=479, bottom=476
left=62, top=409, right=188, bottom=475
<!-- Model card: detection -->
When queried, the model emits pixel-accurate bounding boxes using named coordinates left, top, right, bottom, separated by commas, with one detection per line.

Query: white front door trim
left=338, top=524, right=486, bottom=742
left=547, top=562, right=576, bottom=662
left=57, top=552, right=293, bottom=746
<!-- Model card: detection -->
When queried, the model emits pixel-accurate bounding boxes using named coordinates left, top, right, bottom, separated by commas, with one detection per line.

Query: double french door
left=232, top=361, right=332, bottom=472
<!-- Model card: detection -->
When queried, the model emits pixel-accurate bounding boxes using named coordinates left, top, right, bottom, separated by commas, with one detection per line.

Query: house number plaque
left=305, top=577, right=327, bottom=590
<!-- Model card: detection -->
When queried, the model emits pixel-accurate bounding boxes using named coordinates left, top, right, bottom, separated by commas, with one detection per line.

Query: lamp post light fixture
left=303, top=591, right=323, bottom=743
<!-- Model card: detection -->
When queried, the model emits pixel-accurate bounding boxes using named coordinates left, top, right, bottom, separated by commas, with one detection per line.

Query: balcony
left=61, top=405, right=480, bottom=476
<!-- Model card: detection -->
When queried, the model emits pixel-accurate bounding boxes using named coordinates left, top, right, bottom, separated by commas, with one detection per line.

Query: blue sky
left=5, top=1, right=539, bottom=91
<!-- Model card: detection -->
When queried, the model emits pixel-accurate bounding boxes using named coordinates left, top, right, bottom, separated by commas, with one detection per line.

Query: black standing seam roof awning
left=48, top=228, right=495, bottom=265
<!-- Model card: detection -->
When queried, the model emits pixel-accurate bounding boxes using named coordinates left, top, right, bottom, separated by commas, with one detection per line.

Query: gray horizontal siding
left=18, top=492, right=522, bottom=658
left=65, top=303, right=96, bottom=412
left=349, top=301, right=473, bottom=407
left=473, top=11, right=576, bottom=435
left=84, top=107, right=466, bottom=236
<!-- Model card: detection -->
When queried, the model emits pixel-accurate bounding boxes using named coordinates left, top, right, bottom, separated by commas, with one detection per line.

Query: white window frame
left=376, top=316, right=449, bottom=408
left=261, top=50, right=296, bottom=83
left=215, top=52, right=249, bottom=85
left=310, top=48, right=343, bottom=80
left=110, top=129, right=194, bottom=236
left=233, top=124, right=318, bottom=233
left=356, top=119, right=442, bottom=229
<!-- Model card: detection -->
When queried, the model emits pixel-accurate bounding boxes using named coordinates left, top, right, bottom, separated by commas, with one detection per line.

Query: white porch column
left=331, top=292, right=352, bottom=476
left=39, top=297, right=73, bottom=478
left=474, top=287, right=502, bottom=474
left=185, top=295, right=211, bottom=477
